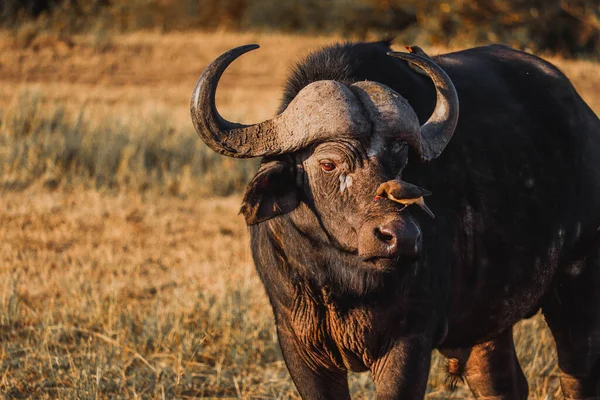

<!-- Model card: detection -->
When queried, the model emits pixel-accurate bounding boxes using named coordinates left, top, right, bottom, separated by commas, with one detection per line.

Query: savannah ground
left=0, top=30, right=599, bottom=398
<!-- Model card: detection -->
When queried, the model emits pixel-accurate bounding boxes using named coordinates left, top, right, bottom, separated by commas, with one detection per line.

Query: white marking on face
left=345, top=175, right=353, bottom=189
left=339, top=174, right=347, bottom=194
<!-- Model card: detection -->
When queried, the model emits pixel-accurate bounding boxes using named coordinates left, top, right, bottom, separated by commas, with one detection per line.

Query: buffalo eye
left=320, top=161, right=336, bottom=172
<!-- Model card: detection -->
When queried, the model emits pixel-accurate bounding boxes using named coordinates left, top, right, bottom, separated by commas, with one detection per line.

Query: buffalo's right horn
left=190, top=44, right=280, bottom=158
left=191, top=45, right=370, bottom=158
left=387, top=51, right=459, bottom=162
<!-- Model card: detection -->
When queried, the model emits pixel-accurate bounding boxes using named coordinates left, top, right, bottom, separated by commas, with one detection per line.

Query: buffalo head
left=190, top=44, right=459, bottom=270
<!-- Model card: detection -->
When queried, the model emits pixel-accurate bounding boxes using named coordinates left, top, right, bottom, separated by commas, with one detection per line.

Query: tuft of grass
left=0, top=90, right=257, bottom=196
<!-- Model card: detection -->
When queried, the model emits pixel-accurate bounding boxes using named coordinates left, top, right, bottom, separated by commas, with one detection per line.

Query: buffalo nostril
left=374, top=227, right=395, bottom=243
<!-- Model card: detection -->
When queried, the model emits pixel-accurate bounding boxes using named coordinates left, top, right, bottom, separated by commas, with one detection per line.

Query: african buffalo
left=190, top=40, right=600, bottom=399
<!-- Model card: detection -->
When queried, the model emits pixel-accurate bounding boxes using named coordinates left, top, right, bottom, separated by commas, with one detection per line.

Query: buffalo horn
left=387, top=51, right=459, bottom=162
left=190, top=44, right=285, bottom=158
left=191, top=45, right=370, bottom=158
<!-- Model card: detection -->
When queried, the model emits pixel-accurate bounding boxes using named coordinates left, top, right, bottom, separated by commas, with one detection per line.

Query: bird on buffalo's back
left=405, top=45, right=431, bottom=77
left=375, top=180, right=435, bottom=218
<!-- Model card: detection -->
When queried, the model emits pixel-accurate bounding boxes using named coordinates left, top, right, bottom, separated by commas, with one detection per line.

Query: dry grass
left=0, top=30, right=598, bottom=398
left=0, top=90, right=258, bottom=195
left=0, top=190, right=560, bottom=398
left=0, top=30, right=597, bottom=125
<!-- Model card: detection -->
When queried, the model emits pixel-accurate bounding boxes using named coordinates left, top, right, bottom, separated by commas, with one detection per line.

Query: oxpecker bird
left=406, top=45, right=428, bottom=56
left=375, top=180, right=435, bottom=218
left=405, top=45, right=431, bottom=77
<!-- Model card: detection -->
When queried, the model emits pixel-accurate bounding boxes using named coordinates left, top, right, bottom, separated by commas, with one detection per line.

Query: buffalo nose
left=374, top=226, right=397, bottom=245
left=359, top=219, right=422, bottom=262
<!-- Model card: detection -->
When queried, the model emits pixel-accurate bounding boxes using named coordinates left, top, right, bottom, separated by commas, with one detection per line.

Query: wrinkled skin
left=195, top=41, right=600, bottom=399
left=246, top=144, right=439, bottom=398
left=303, top=140, right=421, bottom=264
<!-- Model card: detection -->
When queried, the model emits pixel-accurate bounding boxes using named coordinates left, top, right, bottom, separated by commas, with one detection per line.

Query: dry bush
left=0, top=90, right=257, bottom=195
left=1, top=0, right=598, bottom=57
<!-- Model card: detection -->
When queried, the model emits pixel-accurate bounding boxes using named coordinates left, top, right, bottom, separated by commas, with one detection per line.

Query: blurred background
left=2, top=0, right=599, bottom=57
left=0, top=1, right=598, bottom=399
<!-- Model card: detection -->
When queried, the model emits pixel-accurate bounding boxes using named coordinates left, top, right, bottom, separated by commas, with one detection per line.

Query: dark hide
left=240, top=160, right=302, bottom=225
left=240, top=41, right=600, bottom=399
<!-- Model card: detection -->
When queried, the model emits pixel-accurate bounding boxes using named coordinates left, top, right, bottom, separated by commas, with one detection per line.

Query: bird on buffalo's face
left=375, top=179, right=436, bottom=218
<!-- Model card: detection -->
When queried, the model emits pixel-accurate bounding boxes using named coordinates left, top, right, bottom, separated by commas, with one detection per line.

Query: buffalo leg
left=276, top=326, right=350, bottom=399
left=542, top=255, right=600, bottom=400
left=370, top=336, right=432, bottom=399
left=441, top=330, right=528, bottom=399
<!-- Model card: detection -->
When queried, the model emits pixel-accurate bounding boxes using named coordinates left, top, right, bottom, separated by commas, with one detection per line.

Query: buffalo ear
left=240, top=161, right=301, bottom=225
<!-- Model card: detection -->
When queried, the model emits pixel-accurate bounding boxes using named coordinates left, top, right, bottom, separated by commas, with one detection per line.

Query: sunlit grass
left=0, top=191, right=561, bottom=398
left=0, top=90, right=257, bottom=195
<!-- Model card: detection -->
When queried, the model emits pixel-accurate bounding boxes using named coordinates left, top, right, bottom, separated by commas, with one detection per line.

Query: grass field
left=1, top=30, right=599, bottom=398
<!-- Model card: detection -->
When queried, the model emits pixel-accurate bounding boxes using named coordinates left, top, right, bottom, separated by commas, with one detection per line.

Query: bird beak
left=374, top=195, right=381, bottom=201
left=418, top=199, right=436, bottom=219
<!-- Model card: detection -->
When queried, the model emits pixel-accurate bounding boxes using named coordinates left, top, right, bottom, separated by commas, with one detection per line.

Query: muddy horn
left=191, top=45, right=370, bottom=158
left=387, top=51, right=459, bottom=162
left=190, top=44, right=281, bottom=158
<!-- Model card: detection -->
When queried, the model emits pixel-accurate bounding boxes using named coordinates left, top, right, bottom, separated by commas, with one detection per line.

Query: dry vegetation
left=0, top=30, right=599, bottom=398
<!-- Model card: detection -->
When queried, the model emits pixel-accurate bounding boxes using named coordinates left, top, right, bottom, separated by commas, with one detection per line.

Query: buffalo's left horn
left=387, top=51, right=459, bottom=162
